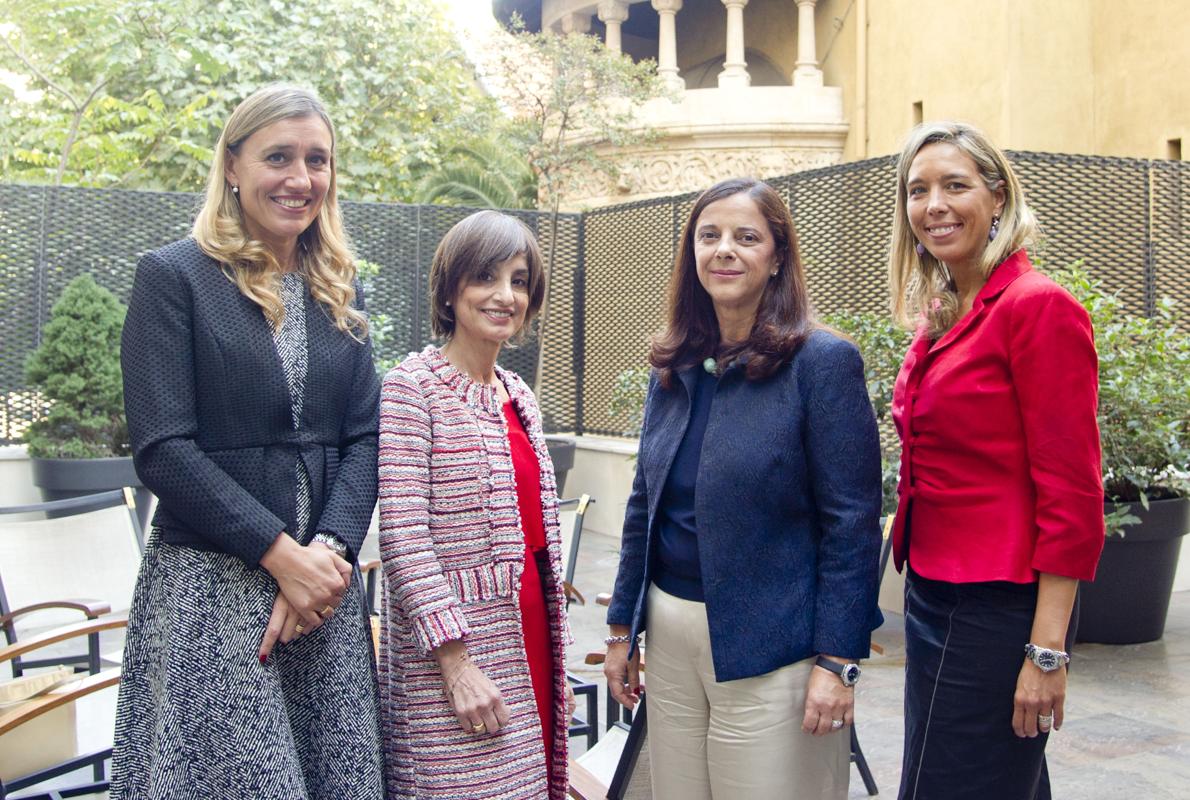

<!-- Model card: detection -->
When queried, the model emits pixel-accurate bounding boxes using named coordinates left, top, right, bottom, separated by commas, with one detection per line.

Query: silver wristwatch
left=1024, top=643, right=1070, bottom=672
left=815, top=655, right=862, bottom=687
left=312, top=532, right=349, bottom=561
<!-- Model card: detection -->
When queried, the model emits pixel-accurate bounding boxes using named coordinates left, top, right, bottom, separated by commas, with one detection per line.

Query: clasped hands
left=257, top=533, right=351, bottom=662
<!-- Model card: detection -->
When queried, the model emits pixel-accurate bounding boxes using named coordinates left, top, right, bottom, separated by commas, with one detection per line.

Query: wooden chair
left=0, top=489, right=143, bottom=678
left=849, top=515, right=897, bottom=797
left=559, top=495, right=600, bottom=749
left=0, top=612, right=128, bottom=799
left=568, top=694, right=650, bottom=800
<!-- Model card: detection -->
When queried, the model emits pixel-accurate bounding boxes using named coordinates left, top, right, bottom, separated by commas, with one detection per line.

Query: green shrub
left=24, top=274, right=129, bottom=459
left=822, top=313, right=914, bottom=515
left=1051, top=266, right=1189, bottom=518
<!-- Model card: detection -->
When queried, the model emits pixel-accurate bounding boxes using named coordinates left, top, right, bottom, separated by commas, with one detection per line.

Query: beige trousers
left=644, top=585, right=849, bottom=800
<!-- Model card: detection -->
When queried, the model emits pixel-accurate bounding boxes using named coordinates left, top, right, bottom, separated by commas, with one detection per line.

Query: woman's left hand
left=802, top=662, right=854, bottom=736
left=1013, top=661, right=1066, bottom=738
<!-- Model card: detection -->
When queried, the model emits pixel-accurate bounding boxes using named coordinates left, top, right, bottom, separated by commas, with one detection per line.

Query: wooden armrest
left=0, top=666, right=121, bottom=736
left=563, top=581, right=585, bottom=606
left=584, top=651, right=606, bottom=666
left=360, top=559, right=381, bottom=575
left=568, top=757, right=607, bottom=800
left=0, top=614, right=128, bottom=665
left=0, top=599, right=112, bottom=628
left=595, top=593, right=611, bottom=607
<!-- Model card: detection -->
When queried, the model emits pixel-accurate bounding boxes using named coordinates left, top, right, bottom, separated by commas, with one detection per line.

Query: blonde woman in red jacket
left=888, top=122, right=1104, bottom=800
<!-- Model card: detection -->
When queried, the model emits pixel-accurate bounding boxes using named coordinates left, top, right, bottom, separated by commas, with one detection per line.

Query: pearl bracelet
left=604, top=634, right=638, bottom=646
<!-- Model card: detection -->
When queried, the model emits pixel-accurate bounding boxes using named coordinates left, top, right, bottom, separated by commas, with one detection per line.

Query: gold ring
left=472, top=722, right=486, bottom=733
left=295, top=623, right=305, bottom=634
left=321, top=605, right=334, bottom=617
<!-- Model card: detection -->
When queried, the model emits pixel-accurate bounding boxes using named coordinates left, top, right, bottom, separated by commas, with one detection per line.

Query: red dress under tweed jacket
left=377, top=346, right=570, bottom=800
left=891, top=249, right=1105, bottom=584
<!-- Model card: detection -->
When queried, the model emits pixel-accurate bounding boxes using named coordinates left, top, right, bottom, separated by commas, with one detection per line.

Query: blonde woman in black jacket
left=111, top=85, right=384, bottom=800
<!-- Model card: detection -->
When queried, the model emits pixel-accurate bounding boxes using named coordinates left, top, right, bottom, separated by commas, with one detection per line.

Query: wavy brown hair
left=650, top=177, right=816, bottom=388
left=192, top=85, right=367, bottom=339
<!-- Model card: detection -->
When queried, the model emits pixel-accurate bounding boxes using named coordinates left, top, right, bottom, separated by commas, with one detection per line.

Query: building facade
left=494, top=0, right=1189, bottom=207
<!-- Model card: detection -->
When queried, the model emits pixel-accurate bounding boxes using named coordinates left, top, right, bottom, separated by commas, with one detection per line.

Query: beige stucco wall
left=851, top=0, right=1187, bottom=159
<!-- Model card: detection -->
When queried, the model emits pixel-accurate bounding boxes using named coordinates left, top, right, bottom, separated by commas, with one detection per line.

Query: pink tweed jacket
left=377, top=345, right=570, bottom=800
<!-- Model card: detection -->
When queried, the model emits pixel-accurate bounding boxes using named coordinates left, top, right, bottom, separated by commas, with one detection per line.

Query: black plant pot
left=30, top=456, right=152, bottom=531
left=1076, top=497, right=1190, bottom=644
left=545, top=436, right=576, bottom=496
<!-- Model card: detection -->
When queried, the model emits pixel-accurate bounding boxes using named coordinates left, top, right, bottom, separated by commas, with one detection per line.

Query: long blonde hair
left=192, top=85, right=367, bottom=339
left=888, top=121, right=1037, bottom=337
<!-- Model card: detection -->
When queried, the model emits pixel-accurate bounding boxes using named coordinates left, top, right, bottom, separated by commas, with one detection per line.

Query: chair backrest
left=0, top=490, right=143, bottom=636
left=558, top=494, right=593, bottom=588
left=573, top=694, right=651, bottom=800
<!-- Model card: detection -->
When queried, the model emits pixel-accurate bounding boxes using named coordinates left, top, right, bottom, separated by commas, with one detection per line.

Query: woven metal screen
left=1, top=152, right=1185, bottom=443
left=0, top=185, right=581, bottom=444
left=574, top=154, right=1188, bottom=436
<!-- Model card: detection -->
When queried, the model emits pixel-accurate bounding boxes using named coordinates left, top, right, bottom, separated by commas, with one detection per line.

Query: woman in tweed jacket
left=378, top=211, right=574, bottom=799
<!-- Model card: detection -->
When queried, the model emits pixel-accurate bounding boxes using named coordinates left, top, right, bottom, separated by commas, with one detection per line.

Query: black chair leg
left=850, top=725, right=878, bottom=796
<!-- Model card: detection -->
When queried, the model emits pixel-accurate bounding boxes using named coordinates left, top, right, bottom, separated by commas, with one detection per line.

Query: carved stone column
left=793, top=0, right=823, bottom=88
left=558, top=12, right=592, bottom=35
left=652, top=0, right=685, bottom=91
left=597, top=1, right=630, bottom=53
left=718, top=0, right=751, bottom=88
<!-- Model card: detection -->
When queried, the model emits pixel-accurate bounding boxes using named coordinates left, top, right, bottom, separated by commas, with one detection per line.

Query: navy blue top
left=607, top=330, right=884, bottom=682
left=654, top=366, right=717, bottom=601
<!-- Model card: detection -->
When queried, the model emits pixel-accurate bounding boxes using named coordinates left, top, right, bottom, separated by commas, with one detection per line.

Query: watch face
left=842, top=664, right=861, bottom=686
left=1036, top=651, right=1060, bottom=671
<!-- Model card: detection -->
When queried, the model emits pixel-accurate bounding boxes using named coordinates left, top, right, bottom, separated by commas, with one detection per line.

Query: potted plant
left=1054, top=267, right=1190, bottom=644
left=24, top=274, right=148, bottom=520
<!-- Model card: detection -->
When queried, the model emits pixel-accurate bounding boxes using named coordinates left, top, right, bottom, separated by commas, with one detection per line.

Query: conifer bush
left=24, top=274, right=129, bottom=458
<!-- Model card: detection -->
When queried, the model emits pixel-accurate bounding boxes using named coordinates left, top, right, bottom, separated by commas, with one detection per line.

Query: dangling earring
left=915, top=242, right=926, bottom=256
left=989, top=215, right=1000, bottom=241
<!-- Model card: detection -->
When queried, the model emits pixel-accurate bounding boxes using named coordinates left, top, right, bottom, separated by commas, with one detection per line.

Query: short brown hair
left=429, top=210, right=546, bottom=340
left=650, top=177, right=816, bottom=387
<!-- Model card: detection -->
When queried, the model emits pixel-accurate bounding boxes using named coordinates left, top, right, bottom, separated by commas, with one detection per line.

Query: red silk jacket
left=891, top=249, right=1104, bottom=583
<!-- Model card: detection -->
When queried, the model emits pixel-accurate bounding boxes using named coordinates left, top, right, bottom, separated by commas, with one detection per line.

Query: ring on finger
left=295, top=623, right=305, bottom=634
left=320, top=605, right=334, bottom=618
left=830, top=719, right=844, bottom=731
left=472, top=721, right=486, bottom=734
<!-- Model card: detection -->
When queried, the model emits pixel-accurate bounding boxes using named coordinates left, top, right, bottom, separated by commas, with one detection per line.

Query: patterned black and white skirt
left=111, top=532, right=385, bottom=800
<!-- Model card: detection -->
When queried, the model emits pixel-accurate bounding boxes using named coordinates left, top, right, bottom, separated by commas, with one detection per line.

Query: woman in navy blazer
left=112, top=86, right=384, bottom=798
left=603, top=177, right=884, bottom=799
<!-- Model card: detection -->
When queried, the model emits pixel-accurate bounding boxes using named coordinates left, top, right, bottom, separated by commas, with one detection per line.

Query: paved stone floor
left=565, top=530, right=1190, bottom=799
left=20, top=528, right=1190, bottom=798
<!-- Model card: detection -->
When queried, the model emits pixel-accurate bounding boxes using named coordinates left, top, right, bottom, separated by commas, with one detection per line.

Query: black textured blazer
left=121, top=237, right=380, bottom=567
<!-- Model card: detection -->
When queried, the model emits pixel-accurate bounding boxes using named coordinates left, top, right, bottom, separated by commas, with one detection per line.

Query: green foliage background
left=0, top=0, right=500, bottom=201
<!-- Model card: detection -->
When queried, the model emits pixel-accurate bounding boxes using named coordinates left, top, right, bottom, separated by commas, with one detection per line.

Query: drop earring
left=989, top=215, right=1000, bottom=241
left=231, top=184, right=239, bottom=194
left=915, top=242, right=926, bottom=256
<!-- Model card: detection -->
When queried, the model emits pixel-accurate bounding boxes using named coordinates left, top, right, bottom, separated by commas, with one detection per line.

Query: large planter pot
left=1076, top=497, right=1190, bottom=645
left=545, top=436, right=576, bottom=496
left=30, top=456, right=152, bottom=530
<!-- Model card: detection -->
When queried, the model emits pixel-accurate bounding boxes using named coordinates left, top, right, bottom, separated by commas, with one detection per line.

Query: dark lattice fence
left=1, top=153, right=1185, bottom=442
left=0, top=185, right=580, bottom=444
left=577, top=153, right=1188, bottom=435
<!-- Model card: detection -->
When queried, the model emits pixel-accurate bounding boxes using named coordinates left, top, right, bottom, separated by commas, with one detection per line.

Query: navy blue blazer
left=121, top=238, right=380, bottom=567
left=606, top=330, right=884, bottom=682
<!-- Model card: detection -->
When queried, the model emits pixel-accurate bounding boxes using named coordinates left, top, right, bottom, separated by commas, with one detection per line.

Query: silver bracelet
left=312, top=532, right=349, bottom=561
left=604, top=634, right=638, bottom=646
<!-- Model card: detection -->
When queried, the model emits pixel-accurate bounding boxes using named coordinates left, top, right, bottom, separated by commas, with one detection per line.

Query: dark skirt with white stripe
left=899, top=569, right=1076, bottom=800
left=111, top=533, right=385, bottom=800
